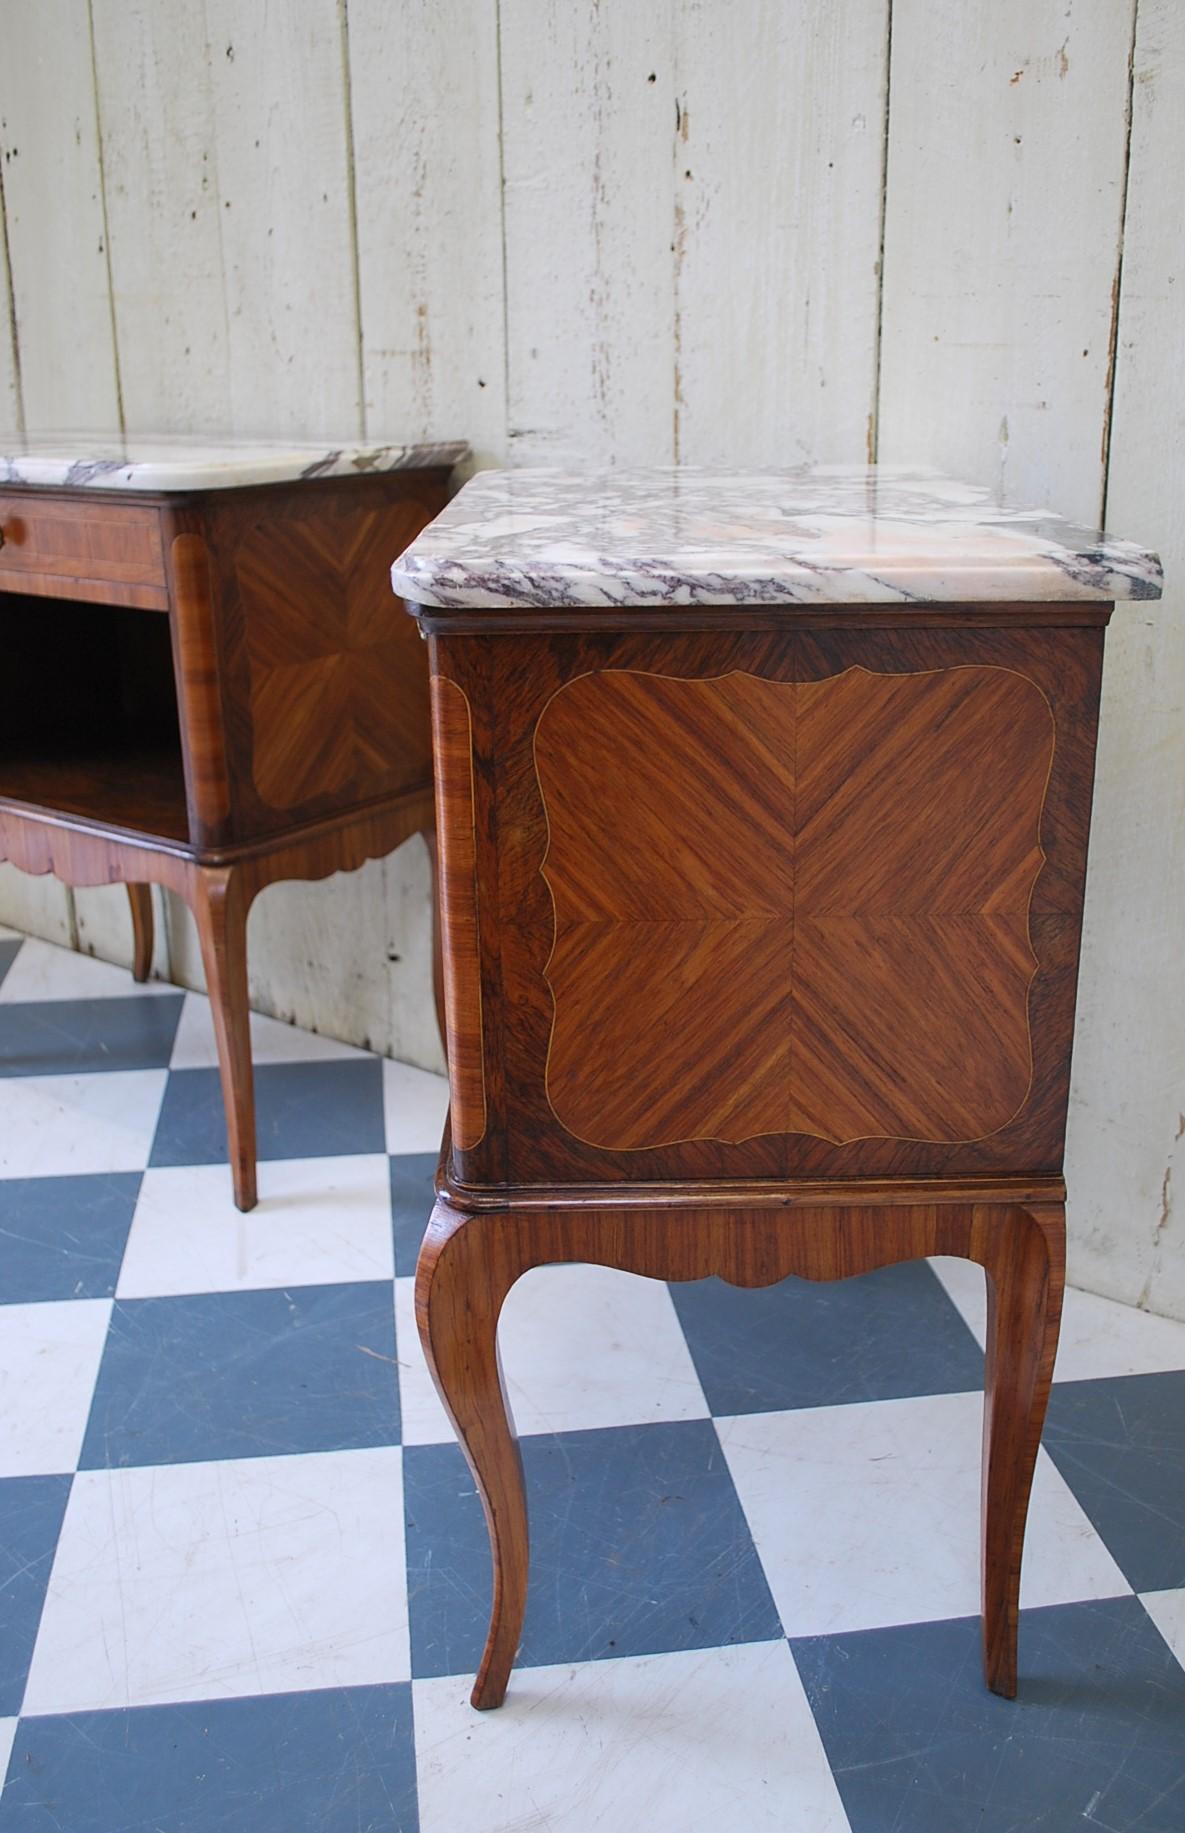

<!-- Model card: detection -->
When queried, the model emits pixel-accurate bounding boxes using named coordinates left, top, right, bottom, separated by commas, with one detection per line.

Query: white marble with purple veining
left=0, top=432, right=469, bottom=493
left=390, top=464, right=1163, bottom=608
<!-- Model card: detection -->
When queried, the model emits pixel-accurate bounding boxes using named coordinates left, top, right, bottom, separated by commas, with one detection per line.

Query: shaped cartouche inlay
left=534, top=666, right=1054, bottom=1149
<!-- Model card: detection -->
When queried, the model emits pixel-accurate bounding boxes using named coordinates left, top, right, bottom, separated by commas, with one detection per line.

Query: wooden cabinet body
left=397, top=461, right=1159, bottom=1715
left=430, top=616, right=1103, bottom=1197
left=0, top=463, right=454, bottom=1206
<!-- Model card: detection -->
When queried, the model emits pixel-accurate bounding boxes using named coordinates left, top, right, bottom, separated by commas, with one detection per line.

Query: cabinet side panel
left=431, top=673, right=486, bottom=1154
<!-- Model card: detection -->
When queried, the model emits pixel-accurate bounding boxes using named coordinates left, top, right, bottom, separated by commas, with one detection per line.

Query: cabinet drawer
left=0, top=494, right=168, bottom=608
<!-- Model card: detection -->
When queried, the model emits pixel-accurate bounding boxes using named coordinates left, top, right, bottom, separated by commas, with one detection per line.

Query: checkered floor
left=1, top=924, right=1184, bottom=1830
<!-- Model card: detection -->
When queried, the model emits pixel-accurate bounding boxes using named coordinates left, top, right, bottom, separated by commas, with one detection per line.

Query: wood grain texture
left=349, top=0, right=506, bottom=466
left=0, top=792, right=433, bottom=1207
left=0, top=0, right=121, bottom=433
left=126, top=882, right=154, bottom=982
left=0, top=469, right=446, bottom=1204
left=202, top=0, right=363, bottom=438
left=878, top=0, right=1132, bottom=516
left=672, top=0, right=888, bottom=465
left=431, top=676, right=485, bottom=1148
left=435, top=622, right=1103, bottom=1190
left=417, top=1188, right=1065, bottom=1707
left=499, top=0, right=676, bottom=465
left=238, top=495, right=432, bottom=812
left=90, top=0, right=231, bottom=432
left=536, top=664, right=1052, bottom=1150
left=1067, top=0, right=1185, bottom=1319
left=0, top=496, right=165, bottom=593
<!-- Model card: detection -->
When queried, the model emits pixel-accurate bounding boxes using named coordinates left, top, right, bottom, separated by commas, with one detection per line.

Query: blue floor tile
left=0, top=1476, right=72, bottom=1717
left=405, top=1419, right=781, bottom=1680
left=0, top=993, right=183, bottom=1076
left=1044, top=1371, right=1185, bottom=1593
left=669, top=1260, right=984, bottom=1414
left=0, top=1174, right=140, bottom=1303
left=0, top=938, right=20, bottom=991
left=79, top=1281, right=400, bottom=1468
left=792, top=1596, right=1185, bottom=1833
left=390, top=1153, right=437, bottom=1277
left=1, top=1683, right=418, bottom=1832
left=149, top=1059, right=385, bottom=1168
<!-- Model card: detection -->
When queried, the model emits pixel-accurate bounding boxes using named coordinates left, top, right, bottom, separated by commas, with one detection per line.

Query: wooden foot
left=416, top=1203, right=528, bottom=1708
left=187, top=863, right=257, bottom=1211
left=127, top=883, right=155, bottom=982
left=417, top=1190, right=1064, bottom=1710
left=980, top=1201, right=1065, bottom=1697
left=424, top=827, right=448, bottom=1063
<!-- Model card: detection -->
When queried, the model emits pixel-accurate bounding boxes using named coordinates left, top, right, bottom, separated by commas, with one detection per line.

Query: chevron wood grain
left=418, top=599, right=1108, bottom=1713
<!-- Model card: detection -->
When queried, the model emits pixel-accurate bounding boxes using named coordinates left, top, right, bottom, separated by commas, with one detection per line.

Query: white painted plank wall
left=1067, top=0, right=1185, bottom=1321
left=878, top=0, right=1134, bottom=518
left=1, top=1, right=1182, bottom=1310
left=673, top=0, right=889, bottom=467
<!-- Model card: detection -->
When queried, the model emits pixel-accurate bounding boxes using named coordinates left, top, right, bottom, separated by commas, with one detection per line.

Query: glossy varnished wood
left=0, top=792, right=435, bottom=1208
left=432, top=622, right=1103, bottom=1190
left=536, top=663, right=1052, bottom=1150
left=418, top=1183, right=1065, bottom=1708
left=0, top=469, right=452, bottom=1206
left=420, top=599, right=1106, bottom=1710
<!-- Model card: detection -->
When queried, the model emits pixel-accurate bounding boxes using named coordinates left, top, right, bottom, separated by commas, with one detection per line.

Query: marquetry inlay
left=535, top=665, right=1054, bottom=1149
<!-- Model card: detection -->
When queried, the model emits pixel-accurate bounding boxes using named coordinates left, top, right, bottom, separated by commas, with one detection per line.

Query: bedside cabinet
left=393, top=465, right=1162, bottom=1708
left=0, top=435, right=467, bottom=1207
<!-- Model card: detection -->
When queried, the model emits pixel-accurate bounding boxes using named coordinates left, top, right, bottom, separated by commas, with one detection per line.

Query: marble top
left=0, top=433, right=469, bottom=493
left=390, top=465, right=1163, bottom=609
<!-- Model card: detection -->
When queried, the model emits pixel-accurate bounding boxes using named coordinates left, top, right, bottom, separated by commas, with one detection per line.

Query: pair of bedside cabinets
left=0, top=442, right=1163, bottom=1710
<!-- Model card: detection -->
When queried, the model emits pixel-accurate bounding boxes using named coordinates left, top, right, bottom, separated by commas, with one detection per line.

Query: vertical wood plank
left=0, top=160, right=20, bottom=431
left=349, top=0, right=506, bottom=464
left=0, top=867, right=75, bottom=948
left=673, top=0, right=889, bottom=466
left=878, top=0, right=1134, bottom=519
left=499, top=0, right=676, bottom=465
left=201, top=0, right=362, bottom=436
left=0, top=0, right=120, bottom=431
left=1067, top=0, right=1185, bottom=1319
left=91, top=0, right=231, bottom=431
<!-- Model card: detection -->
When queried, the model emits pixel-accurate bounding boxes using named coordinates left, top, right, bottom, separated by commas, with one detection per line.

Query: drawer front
left=0, top=494, right=167, bottom=599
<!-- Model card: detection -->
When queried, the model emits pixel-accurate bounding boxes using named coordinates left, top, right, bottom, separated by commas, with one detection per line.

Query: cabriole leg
left=416, top=1201, right=528, bottom=1708
left=980, top=1201, right=1066, bottom=1696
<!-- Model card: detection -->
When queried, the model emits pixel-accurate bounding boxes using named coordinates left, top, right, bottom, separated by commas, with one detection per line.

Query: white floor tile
left=0, top=1718, right=16, bottom=1786
left=413, top=1641, right=849, bottom=1833
left=0, top=1070, right=167, bottom=1178
left=0, top=936, right=175, bottom=1003
left=383, top=1058, right=448, bottom=1156
left=1140, top=1589, right=1185, bottom=1669
left=23, top=1447, right=409, bottom=1715
left=0, top=1299, right=110, bottom=1478
left=930, top=1257, right=1185, bottom=1382
left=718, top=1390, right=1130, bottom=1638
left=168, top=991, right=369, bottom=1071
left=397, top=1263, right=710, bottom=1445
left=118, top=1156, right=394, bottom=1298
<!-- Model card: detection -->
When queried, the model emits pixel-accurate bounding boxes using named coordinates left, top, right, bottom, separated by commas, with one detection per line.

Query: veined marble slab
left=390, top=465, right=1163, bottom=608
left=0, top=433, right=469, bottom=492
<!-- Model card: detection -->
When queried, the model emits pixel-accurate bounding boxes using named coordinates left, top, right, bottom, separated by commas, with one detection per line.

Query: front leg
left=186, top=862, right=257, bottom=1212
left=416, top=1201, right=529, bottom=1708
left=980, top=1201, right=1065, bottom=1697
left=126, top=884, right=155, bottom=983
